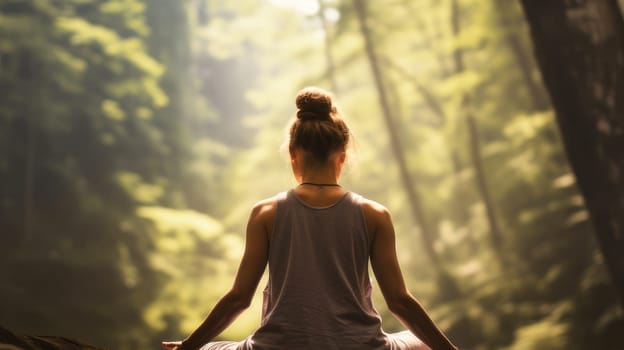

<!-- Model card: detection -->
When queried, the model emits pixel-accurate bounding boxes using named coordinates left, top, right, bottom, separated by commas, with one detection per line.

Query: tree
left=520, top=0, right=624, bottom=305
left=0, top=1, right=196, bottom=347
left=352, top=0, right=460, bottom=295
left=450, top=0, right=505, bottom=268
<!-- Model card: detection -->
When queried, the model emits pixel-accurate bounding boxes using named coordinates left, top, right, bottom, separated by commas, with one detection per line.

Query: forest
left=1, top=0, right=623, bottom=349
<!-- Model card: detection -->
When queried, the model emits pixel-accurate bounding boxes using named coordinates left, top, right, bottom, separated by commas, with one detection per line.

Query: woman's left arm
left=162, top=199, right=275, bottom=350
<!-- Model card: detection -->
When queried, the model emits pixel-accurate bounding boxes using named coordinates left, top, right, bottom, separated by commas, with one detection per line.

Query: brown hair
left=288, top=87, right=350, bottom=166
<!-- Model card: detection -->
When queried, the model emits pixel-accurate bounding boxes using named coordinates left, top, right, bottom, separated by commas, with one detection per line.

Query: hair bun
left=295, top=87, right=333, bottom=121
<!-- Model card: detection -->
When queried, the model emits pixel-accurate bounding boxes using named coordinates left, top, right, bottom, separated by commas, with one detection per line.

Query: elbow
left=224, top=290, right=253, bottom=311
left=240, top=297, right=252, bottom=310
left=386, top=291, right=412, bottom=316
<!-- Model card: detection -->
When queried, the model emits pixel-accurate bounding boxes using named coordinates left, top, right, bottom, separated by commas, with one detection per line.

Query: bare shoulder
left=249, top=193, right=282, bottom=225
left=358, top=196, right=394, bottom=240
left=251, top=196, right=277, bottom=214
left=359, top=196, right=392, bottom=220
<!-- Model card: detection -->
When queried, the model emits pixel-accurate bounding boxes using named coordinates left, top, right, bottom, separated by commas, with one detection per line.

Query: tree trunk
left=505, top=33, right=549, bottom=111
left=24, top=109, right=35, bottom=245
left=352, top=0, right=460, bottom=295
left=20, top=51, right=37, bottom=246
left=450, top=0, right=505, bottom=265
left=520, top=0, right=624, bottom=304
left=492, top=0, right=550, bottom=111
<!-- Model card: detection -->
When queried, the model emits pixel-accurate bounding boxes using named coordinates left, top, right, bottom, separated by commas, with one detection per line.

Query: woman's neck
left=291, top=149, right=345, bottom=185
left=298, top=167, right=340, bottom=185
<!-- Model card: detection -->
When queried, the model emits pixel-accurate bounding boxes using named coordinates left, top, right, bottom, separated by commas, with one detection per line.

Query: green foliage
left=507, top=317, right=569, bottom=350
left=137, top=206, right=244, bottom=340
left=0, top=0, right=197, bottom=348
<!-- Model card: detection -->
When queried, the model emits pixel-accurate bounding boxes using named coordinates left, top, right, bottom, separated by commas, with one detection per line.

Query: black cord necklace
left=299, top=182, right=341, bottom=187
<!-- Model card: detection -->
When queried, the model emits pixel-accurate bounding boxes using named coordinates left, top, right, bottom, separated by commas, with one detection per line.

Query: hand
left=161, top=341, right=183, bottom=350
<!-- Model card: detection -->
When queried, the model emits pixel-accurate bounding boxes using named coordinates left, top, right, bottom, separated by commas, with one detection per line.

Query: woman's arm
left=364, top=201, right=458, bottom=350
left=163, top=199, right=275, bottom=350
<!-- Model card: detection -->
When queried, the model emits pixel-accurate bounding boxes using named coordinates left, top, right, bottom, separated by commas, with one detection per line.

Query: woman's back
left=248, top=190, right=387, bottom=350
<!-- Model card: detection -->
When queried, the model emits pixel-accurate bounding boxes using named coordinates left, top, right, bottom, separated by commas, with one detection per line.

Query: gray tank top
left=247, top=190, right=388, bottom=350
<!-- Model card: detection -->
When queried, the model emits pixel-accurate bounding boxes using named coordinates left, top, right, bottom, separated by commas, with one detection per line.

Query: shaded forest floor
left=0, top=327, right=106, bottom=350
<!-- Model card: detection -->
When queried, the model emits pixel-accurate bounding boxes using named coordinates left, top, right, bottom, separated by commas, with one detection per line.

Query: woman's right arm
left=364, top=201, right=458, bottom=350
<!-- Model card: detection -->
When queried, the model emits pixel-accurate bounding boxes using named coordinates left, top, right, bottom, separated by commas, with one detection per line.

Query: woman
left=162, top=87, right=459, bottom=350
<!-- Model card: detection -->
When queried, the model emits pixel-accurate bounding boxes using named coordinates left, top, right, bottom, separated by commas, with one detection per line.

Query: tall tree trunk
left=317, top=0, right=339, bottom=93
left=352, top=0, right=459, bottom=296
left=451, top=0, right=505, bottom=265
left=505, top=33, right=549, bottom=111
left=24, top=109, right=35, bottom=245
left=21, top=52, right=37, bottom=246
left=492, top=0, right=549, bottom=111
left=520, top=0, right=624, bottom=304
left=382, top=56, right=478, bottom=252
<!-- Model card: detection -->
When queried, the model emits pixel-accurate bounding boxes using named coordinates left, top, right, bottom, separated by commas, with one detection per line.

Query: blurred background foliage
left=0, top=0, right=622, bottom=349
